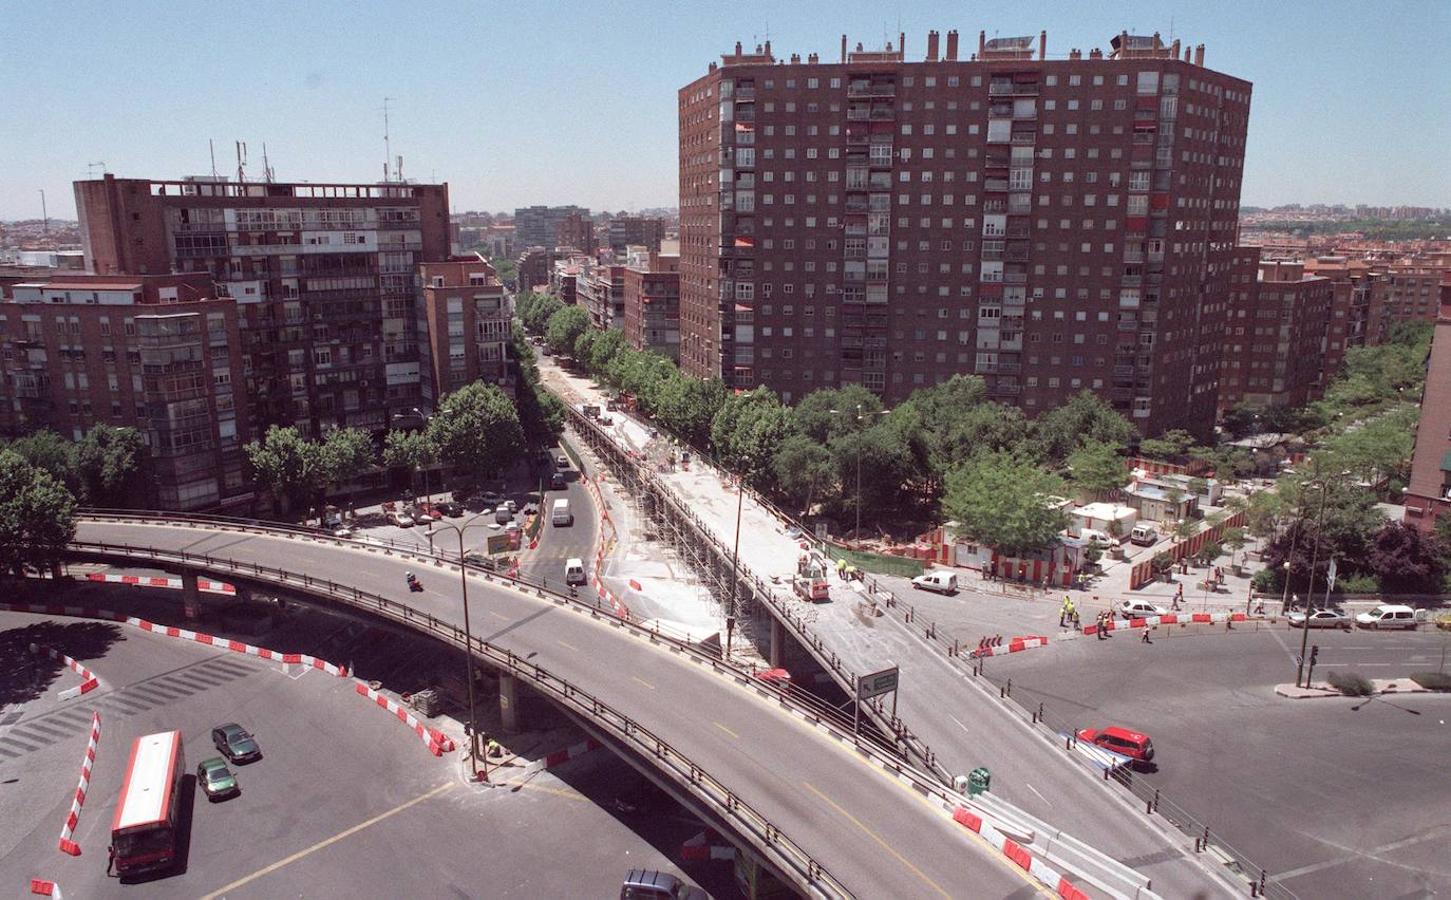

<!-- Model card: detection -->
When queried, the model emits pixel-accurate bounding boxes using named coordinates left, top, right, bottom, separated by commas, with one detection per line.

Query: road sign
left=1326, top=557, right=1338, bottom=592
left=857, top=667, right=899, bottom=700
left=486, top=533, right=510, bottom=555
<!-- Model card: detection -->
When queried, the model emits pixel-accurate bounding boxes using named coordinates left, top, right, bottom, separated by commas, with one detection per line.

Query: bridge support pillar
left=498, top=673, right=524, bottom=735
left=769, top=617, right=786, bottom=668
left=181, top=572, right=201, bottom=622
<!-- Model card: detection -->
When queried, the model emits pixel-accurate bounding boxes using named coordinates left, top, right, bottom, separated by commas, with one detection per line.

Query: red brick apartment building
left=1302, top=255, right=1388, bottom=379
left=678, top=29, right=1251, bottom=436
left=74, top=175, right=451, bottom=436
left=1404, top=296, right=1451, bottom=531
left=623, top=248, right=682, bottom=359
left=1218, top=257, right=1333, bottom=411
left=0, top=273, right=250, bottom=509
left=418, top=256, right=511, bottom=397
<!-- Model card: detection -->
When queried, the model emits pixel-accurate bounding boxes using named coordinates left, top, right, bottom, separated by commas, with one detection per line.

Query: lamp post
left=1295, top=472, right=1347, bottom=688
left=726, top=475, right=744, bottom=659
left=428, top=513, right=494, bottom=780
left=828, top=404, right=890, bottom=543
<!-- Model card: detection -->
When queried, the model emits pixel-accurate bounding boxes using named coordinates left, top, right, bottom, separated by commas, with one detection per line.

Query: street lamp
left=828, top=404, right=890, bottom=543
left=428, top=513, right=494, bottom=780
left=1295, top=470, right=1350, bottom=688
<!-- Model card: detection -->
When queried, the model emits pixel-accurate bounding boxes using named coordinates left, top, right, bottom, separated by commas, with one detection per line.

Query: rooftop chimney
left=1039, top=30, right=1047, bottom=60
left=841, top=33, right=848, bottom=63
left=927, top=30, right=939, bottom=61
left=945, top=29, right=959, bottom=60
left=763, top=40, right=771, bottom=58
left=734, top=41, right=742, bottom=56
left=1171, top=38, right=1180, bottom=59
left=899, top=31, right=905, bottom=57
left=979, top=30, right=986, bottom=56
left=1194, top=43, right=1205, bottom=66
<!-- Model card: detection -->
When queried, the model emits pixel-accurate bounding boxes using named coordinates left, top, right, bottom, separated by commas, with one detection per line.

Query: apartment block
left=554, top=212, right=596, bottom=253
left=1404, top=296, right=1451, bottom=531
left=1219, top=257, right=1334, bottom=411
left=608, top=216, right=665, bottom=253
left=623, top=246, right=681, bottom=359
left=679, top=29, right=1250, bottom=436
left=1370, top=261, right=1447, bottom=343
left=0, top=273, right=250, bottom=509
left=74, top=175, right=451, bottom=438
left=418, top=256, right=511, bottom=397
left=580, top=263, right=626, bottom=329
left=516, top=247, right=560, bottom=294
left=1303, top=255, right=1388, bottom=379
left=513, top=205, right=590, bottom=249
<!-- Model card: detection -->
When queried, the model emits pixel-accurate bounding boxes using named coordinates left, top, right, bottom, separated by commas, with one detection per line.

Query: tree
left=1138, top=429, right=1197, bottom=462
left=73, top=424, right=147, bottom=507
left=941, top=452, right=1068, bottom=557
left=939, top=403, right=1035, bottom=465
left=1194, top=541, right=1223, bottom=567
left=0, top=449, right=77, bottom=576
left=654, top=375, right=725, bottom=449
left=6, top=430, right=80, bottom=496
left=1368, top=522, right=1445, bottom=594
left=319, top=428, right=376, bottom=500
left=545, top=305, right=591, bottom=357
left=772, top=433, right=834, bottom=515
left=1222, top=526, right=1248, bottom=567
left=1066, top=441, right=1128, bottom=498
left=1151, top=552, right=1175, bottom=577
left=383, top=429, right=435, bottom=500
left=1034, top=390, right=1136, bottom=463
left=427, top=382, right=524, bottom=484
left=1187, top=477, right=1208, bottom=499
left=519, top=293, right=563, bottom=335
left=710, top=387, right=792, bottom=487
left=791, top=385, right=885, bottom=444
left=1261, top=481, right=1384, bottom=593
left=829, top=422, right=919, bottom=529
left=887, top=375, right=996, bottom=484
left=585, top=328, right=625, bottom=375
left=245, top=426, right=324, bottom=515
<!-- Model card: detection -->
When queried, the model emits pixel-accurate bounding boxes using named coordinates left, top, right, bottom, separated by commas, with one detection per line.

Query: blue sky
left=2, top=0, right=1447, bottom=219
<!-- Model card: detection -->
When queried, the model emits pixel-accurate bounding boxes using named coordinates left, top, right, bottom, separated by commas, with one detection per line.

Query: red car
left=1076, top=726, right=1155, bottom=764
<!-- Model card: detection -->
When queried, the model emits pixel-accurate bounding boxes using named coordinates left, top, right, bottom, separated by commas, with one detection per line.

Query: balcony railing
left=848, top=83, right=896, bottom=98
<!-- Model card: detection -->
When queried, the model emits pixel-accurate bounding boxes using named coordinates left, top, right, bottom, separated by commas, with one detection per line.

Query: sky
left=2, top=0, right=1448, bottom=220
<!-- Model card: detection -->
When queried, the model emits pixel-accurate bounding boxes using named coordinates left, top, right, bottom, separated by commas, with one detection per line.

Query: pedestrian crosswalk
left=0, top=656, right=261, bottom=762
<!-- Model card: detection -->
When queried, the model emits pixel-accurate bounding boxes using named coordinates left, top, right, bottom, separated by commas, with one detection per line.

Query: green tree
left=829, top=421, right=919, bottom=527
left=941, top=452, right=1068, bottom=557
left=383, top=429, right=435, bottom=500
left=792, top=385, right=887, bottom=444
left=545, top=305, right=592, bottom=357
left=319, top=428, right=376, bottom=499
left=74, top=424, right=147, bottom=507
left=711, top=387, right=792, bottom=487
left=940, top=403, right=1035, bottom=465
left=1035, top=390, right=1136, bottom=463
left=1222, top=526, right=1248, bottom=567
left=585, top=328, right=626, bottom=375
left=1067, top=441, right=1128, bottom=498
left=654, top=375, right=725, bottom=448
left=772, top=433, right=835, bottom=515
left=519, top=292, right=563, bottom=335
left=0, top=449, right=77, bottom=576
left=427, top=382, right=524, bottom=484
left=245, top=426, right=324, bottom=515
left=887, top=375, right=993, bottom=485
left=6, top=430, right=79, bottom=496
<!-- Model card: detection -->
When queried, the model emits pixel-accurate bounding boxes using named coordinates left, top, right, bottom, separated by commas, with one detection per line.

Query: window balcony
left=848, top=82, right=896, bottom=98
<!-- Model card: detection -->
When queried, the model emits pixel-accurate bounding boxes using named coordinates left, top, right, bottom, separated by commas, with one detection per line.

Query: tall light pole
left=1295, top=473, right=1346, bottom=688
left=428, top=513, right=493, bottom=780
left=726, top=476, right=744, bottom=659
left=829, top=404, right=889, bottom=543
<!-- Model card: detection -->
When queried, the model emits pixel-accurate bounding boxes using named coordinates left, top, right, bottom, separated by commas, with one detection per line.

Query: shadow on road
left=0, top=614, right=124, bottom=706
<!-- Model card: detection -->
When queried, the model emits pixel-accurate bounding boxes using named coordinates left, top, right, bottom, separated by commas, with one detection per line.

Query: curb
left=521, top=737, right=603, bottom=776
left=85, top=572, right=235, bottom=594
left=1275, top=680, right=1434, bottom=699
left=56, top=712, right=100, bottom=856
left=28, top=643, right=103, bottom=700
left=353, top=682, right=455, bottom=757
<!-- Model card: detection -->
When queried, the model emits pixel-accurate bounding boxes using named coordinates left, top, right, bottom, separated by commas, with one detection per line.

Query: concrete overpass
left=64, top=513, right=1104, bottom=899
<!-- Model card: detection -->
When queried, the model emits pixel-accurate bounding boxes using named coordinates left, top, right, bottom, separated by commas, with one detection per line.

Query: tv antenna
left=87, top=161, right=107, bottom=178
left=383, top=97, right=394, bottom=182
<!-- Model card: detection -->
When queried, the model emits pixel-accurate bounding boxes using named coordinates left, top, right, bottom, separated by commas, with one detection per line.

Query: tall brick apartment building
left=1218, top=257, right=1334, bottom=411
left=679, top=30, right=1251, bottom=436
left=418, top=256, right=511, bottom=397
left=74, top=175, right=451, bottom=436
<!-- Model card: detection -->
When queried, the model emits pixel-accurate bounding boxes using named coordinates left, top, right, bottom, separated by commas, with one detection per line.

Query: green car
left=197, top=757, right=239, bottom=800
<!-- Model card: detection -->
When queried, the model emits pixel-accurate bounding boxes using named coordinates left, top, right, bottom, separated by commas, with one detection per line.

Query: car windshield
left=207, top=767, right=232, bottom=781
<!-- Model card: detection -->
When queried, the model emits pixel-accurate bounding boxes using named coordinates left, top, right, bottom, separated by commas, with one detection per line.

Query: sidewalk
left=1275, top=677, right=1436, bottom=699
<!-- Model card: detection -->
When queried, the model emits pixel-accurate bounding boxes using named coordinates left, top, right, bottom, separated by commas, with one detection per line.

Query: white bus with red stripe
left=111, top=730, right=185, bottom=875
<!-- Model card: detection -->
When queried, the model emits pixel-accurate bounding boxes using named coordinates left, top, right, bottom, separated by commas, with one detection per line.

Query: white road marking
left=1024, top=782, right=1051, bottom=807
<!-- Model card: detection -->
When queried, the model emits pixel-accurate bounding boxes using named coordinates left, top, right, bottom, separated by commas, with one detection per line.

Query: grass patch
left=1326, top=671, right=1375, bottom=696
left=1410, top=671, right=1451, bottom=692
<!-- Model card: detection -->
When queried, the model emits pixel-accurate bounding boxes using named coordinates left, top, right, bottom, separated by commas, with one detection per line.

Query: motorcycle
left=406, top=573, right=423, bottom=593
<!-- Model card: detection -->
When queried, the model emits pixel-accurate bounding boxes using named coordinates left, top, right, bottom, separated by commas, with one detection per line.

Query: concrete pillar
left=769, top=617, right=786, bottom=667
left=181, top=571, right=201, bottom=622
left=498, top=673, right=524, bottom=734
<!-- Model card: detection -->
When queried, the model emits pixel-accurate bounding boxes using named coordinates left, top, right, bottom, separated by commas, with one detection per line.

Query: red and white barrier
left=521, top=737, right=603, bottom=776
left=0, top=604, right=348, bottom=677
left=56, top=712, right=101, bottom=856
left=1084, top=610, right=1247, bottom=637
left=29, top=879, right=63, bottom=899
left=85, top=572, right=235, bottom=594
left=582, top=471, right=631, bottom=619
left=27, top=643, right=103, bottom=700
left=951, top=806, right=1088, bottom=900
left=972, top=635, right=1050, bottom=659
left=353, top=681, right=454, bottom=757
left=681, top=828, right=736, bottom=861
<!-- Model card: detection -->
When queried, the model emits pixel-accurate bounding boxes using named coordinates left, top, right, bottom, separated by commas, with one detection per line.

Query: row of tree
left=3, top=424, right=148, bottom=508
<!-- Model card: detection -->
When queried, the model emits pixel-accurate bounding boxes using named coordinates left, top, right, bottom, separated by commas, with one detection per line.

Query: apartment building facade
left=607, top=216, right=665, bottom=253
left=513, top=205, right=590, bottom=249
left=580, top=263, right=626, bottom=329
left=1302, top=255, right=1388, bottom=380
left=554, top=212, right=596, bottom=253
left=1404, top=296, right=1451, bottom=531
left=679, top=29, right=1250, bottom=436
left=74, top=175, right=451, bottom=438
left=417, top=256, right=511, bottom=397
left=1218, top=258, right=1334, bottom=411
left=0, top=273, right=250, bottom=509
left=1369, top=261, right=1447, bottom=343
left=623, top=248, right=681, bottom=359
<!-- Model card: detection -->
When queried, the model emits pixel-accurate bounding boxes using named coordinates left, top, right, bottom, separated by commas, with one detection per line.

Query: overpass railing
left=63, top=536, right=855, bottom=898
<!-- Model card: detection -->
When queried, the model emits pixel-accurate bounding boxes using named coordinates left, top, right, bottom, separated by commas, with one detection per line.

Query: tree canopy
left=73, top=424, right=148, bottom=507
left=427, top=382, right=524, bottom=483
left=0, top=448, right=77, bottom=575
left=942, top=452, right=1068, bottom=557
left=1033, top=390, right=1136, bottom=463
left=244, top=426, right=324, bottom=513
left=1067, top=441, right=1129, bottom=498
left=545, top=305, right=592, bottom=357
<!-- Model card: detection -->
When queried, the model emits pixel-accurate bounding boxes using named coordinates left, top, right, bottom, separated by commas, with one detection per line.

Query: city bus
left=111, top=729, right=186, bottom=876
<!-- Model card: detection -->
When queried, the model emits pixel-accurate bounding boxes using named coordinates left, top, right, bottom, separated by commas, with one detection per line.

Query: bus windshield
left=113, top=827, right=173, bottom=858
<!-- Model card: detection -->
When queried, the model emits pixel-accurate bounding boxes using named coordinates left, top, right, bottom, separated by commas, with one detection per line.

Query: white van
left=1355, top=604, right=1417, bottom=630
left=1078, top=528, right=1112, bottom=546
left=911, top=570, right=959, bottom=594
left=1129, top=524, right=1158, bottom=547
left=565, top=558, right=586, bottom=586
left=551, top=498, right=573, bottom=527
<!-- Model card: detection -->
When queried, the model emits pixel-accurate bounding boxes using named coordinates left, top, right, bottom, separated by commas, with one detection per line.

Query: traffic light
left=1309, top=644, right=1319, bottom=666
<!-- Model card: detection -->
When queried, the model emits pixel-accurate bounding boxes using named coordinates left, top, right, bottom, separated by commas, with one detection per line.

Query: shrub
left=1151, top=552, right=1175, bottom=574
left=1336, top=574, right=1380, bottom=594
left=1252, top=568, right=1279, bottom=593
left=1326, top=671, right=1375, bottom=696
left=1410, top=671, right=1451, bottom=691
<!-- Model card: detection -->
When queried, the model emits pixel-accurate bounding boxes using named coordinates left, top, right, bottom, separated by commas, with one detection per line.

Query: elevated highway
left=67, top=514, right=1063, bottom=899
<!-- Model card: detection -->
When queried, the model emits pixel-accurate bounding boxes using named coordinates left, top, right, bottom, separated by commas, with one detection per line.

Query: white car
left=1288, top=609, right=1351, bottom=630
left=387, top=511, right=414, bottom=528
left=1355, top=604, right=1418, bottom=630
left=1117, top=599, right=1168, bottom=619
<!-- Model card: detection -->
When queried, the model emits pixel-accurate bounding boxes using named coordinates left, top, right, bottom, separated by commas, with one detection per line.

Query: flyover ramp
left=71, top=518, right=1040, bottom=899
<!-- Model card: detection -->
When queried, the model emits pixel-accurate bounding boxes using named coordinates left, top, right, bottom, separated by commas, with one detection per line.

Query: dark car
left=197, top=757, right=239, bottom=800
left=212, top=723, right=261, bottom=764
left=437, top=501, right=463, bottom=518
left=550, top=472, right=567, bottom=490
left=1077, top=726, right=1154, bottom=765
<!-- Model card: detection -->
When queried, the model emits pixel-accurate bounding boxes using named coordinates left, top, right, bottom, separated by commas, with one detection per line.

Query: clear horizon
left=2, top=0, right=1447, bottom=219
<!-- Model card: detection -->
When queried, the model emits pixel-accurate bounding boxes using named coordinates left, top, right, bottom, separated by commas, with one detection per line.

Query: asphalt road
left=69, top=519, right=1037, bottom=898
left=516, top=457, right=599, bottom=591
left=986, top=626, right=1451, bottom=898
left=0, top=608, right=713, bottom=898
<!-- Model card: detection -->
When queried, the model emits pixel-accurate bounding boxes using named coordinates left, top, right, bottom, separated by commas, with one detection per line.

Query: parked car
left=1076, top=726, right=1155, bottom=765
left=550, top=472, right=567, bottom=490
left=412, top=505, right=436, bottom=524
left=1078, top=528, right=1113, bottom=546
left=386, top=510, right=414, bottom=528
left=1117, top=599, right=1168, bottom=619
left=1288, top=609, right=1352, bottom=630
left=437, top=501, right=463, bottom=518
left=197, top=757, right=239, bottom=800
left=565, top=558, right=587, bottom=585
left=1129, top=524, right=1158, bottom=546
left=1355, top=604, right=1418, bottom=630
left=620, top=869, right=691, bottom=900
left=464, top=552, right=499, bottom=571
left=331, top=525, right=355, bottom=539
left=556, top=454, right=570, bottom=468
left=479, top=491, right=503, bottom=507
left=212, top=723, right=261, bottom=764
left=911, top=570, right=958, bottom=594
left=494, top=505, right=513, bottom=525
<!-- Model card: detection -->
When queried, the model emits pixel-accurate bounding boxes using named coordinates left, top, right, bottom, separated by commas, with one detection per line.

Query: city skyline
left=1, top=0, right=1448, bottom=219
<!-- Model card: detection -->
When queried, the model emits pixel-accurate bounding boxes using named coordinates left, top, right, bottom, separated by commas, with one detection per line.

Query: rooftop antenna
left=209, top=140, right=217, bottom=179
left=86, top=161, right=107, bottom=178
left=235, top=141, right=248, bottom=183
left=396, top=155, right=404, bottom=183
left=383, top=97, right=394, bottom=182
left=262, top=143, right=274, bottom=182
left=38, top=190, right=48, bottom=235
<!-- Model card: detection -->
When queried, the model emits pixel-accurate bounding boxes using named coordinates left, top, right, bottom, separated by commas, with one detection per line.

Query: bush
left=1150, top=552, right=1175, bottom=574
left=1326, top=671, right=1375, bottom=696
left=1252, top=568, right=1279, bottom=593
left=1336, top=573, right=1380, bottom=594
left=1410, top=671, right=1451, bottom=691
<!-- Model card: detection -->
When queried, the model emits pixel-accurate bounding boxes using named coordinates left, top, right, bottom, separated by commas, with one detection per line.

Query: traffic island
left=1275, top=677, right=1432, bottom=699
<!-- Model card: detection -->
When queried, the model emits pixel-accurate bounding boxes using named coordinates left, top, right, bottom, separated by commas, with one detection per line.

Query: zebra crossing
left=0, top=655, right=263, bottom=762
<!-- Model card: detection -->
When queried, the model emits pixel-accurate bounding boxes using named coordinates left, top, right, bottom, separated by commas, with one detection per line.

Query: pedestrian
left=1095, top=611, right=1106, bottom=640
left=1141, top=627, right=1152, bottom=644
left=107, top=844, right=117, bottom=876
left=1071, top=607, right=1081, bottom=630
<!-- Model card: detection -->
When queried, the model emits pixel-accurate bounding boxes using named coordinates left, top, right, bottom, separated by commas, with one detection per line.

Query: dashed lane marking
left=713, top=721, right=739, bottom=739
